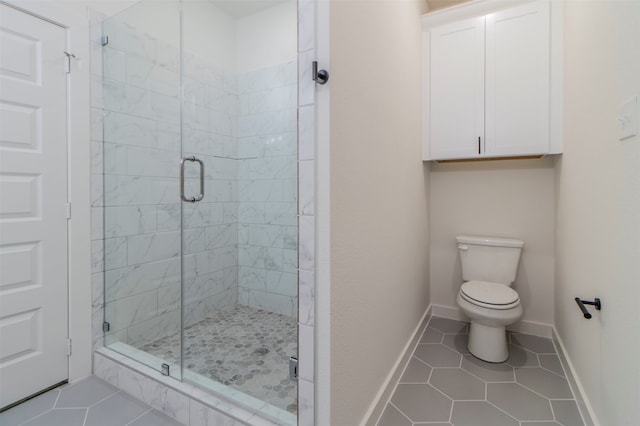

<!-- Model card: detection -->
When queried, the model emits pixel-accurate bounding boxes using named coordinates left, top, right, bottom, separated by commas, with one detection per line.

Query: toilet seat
left=460, top=281, right=520, bottom=310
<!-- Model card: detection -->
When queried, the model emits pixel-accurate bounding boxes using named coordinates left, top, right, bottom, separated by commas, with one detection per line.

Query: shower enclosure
left=100, top=0, right=298, bottom=420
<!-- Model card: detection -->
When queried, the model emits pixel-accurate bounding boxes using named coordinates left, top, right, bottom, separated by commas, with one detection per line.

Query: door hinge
left=65, top=202, right=71, bottom=219
left=67, top=339, right=72, bottom=356
left=289, top=356, right=298, bottom=381
left=103, top=322, right=110, bottom=332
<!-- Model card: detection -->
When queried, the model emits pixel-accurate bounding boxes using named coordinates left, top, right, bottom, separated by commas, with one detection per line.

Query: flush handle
left=458, top=244, right=469, bottom=251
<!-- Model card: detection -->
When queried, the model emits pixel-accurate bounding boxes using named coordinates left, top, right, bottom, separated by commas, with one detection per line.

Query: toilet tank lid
left=456, top=235, right=524, bottom=248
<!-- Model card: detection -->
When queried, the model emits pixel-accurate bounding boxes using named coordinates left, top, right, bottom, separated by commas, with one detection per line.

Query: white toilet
left=456, top=235, right=524, bottom=363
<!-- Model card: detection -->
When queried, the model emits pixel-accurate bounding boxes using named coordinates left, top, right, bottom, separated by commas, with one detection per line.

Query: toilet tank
left=456, top=235, right=524, bottom=285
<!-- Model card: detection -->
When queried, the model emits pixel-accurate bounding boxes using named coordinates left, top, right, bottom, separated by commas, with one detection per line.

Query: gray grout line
left=17, top=408, right=54, bottom=426
left=549, top=398, right=558, bottom=422
left=53, top=407, right=88, bottom=410
left=388, top=401, right=415, bottom=425
left=449, top=398, right=491, bottom=402
left=82, top=407, right=90, bottom=426
left=485, top=398, right=522, bottom=423
left=514, top=378, right=562, bottom=401
left=538, top=364, right=567, bottom=379
left=426, top=365, right=434, bottom=383
left=448, top=398, right=454, bottom=423
left=85, top=388, right=121, bottom=409
left=426, top=381, right=455, bottom=404
left=52, top=389, right=62, bottom=409
left=125, top=407, right=154, bottom=426
left=412, top=356, right=432, bottom=369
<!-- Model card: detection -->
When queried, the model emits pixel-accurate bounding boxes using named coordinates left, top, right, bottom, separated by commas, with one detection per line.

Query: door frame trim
left=0, top=0, right=92, bottom=383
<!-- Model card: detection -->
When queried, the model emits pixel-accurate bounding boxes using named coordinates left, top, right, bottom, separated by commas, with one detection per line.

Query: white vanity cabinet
left=423, top=0, right=562, bottom=161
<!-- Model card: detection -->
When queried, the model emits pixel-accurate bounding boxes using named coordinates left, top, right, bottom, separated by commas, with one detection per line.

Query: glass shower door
left=101, top=0, right=182, bottom=379
left=180, top=0, right=299, bottom=416
left=100, top=0, right=300, bottom=420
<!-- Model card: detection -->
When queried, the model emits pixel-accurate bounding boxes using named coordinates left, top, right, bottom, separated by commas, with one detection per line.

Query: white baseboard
left=430, top=304, right=554, bottom=338
left=507, top=319, right=553, bottom=338
left=552, top=328, right=598, bottom=426
left=360, top=305, right=432, bottom=426
left=431, top=304, right=467, bottom=321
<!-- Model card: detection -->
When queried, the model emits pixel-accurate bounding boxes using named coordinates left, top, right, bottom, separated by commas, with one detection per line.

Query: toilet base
left=467, top=322, right=509, bottom=363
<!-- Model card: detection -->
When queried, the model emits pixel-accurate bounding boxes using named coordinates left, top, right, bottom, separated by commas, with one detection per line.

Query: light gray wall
left=429, top=158, right=556, bottom=327
left=329, top=0, right=431, bottom=424
left=555, top=1, right=640, bottom=424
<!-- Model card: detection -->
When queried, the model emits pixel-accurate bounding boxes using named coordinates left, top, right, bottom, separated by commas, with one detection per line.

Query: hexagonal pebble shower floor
left=137, top=304, right=298, bottom=413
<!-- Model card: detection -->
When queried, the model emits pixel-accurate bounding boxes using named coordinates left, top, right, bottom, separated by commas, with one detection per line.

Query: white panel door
left=429, top=16, right=485, bottom=160
left=0, top=4, right=68, bottom=408
left=485, top=1, right=550, bottom=157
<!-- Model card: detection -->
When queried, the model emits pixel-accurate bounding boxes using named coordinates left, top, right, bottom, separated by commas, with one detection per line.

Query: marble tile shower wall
left=92, top=19, right=299, bottom=352
left=93, top=19, right=239, bottom=349
left=181, top=51, right=240, bottom=327
left=236, top=63, right=298, bottom=317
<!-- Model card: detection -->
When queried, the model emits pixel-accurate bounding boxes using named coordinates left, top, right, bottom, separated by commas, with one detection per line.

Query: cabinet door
left=429, top=16, right=485, bottom=160
left=485, top=1, right=550, bottom=157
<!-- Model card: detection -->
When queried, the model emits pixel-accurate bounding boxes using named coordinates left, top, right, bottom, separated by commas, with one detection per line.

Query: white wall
left=329, top=1, right=430, bottom=424
left=430, top=158, right=556, bottom=329
left=86, top=0, right=291, bottom=74
left=556, top=1, right=640, bottom=424
left=183, top=1, right=236, bottom=71
left=101, top=1, right=236, bottom=71
left=235, top=0, right=297, bottom=73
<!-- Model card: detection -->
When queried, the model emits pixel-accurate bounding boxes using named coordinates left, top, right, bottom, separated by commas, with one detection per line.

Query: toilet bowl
left=455, top=235, right=524, bottom=363
left=457, top=281, right=522, bottom=362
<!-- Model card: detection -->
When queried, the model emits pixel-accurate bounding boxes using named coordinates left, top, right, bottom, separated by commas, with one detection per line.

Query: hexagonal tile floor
left=0, top=376, right=183, bottom=426
left=376, top=317, right=586, bottom=426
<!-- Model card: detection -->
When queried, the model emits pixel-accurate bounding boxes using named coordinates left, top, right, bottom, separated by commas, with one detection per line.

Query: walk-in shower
left=100, top=0, right=298, bottom=421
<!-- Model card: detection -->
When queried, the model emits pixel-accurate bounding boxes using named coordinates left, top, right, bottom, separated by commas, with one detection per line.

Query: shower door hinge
left=289, top=356, right=298, bottom=381
left=103, top=322, right=110, bottom=332
left=161, top=363, right=170, bottom=376
left=65, top=202, right=71, bottom=219
left=67, top=339, right=72, bottom=356
left=101, top=35, right=109, bottom=46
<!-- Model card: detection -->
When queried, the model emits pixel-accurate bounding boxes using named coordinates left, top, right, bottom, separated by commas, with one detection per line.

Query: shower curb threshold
left=94, top=347, right=296, bottom=426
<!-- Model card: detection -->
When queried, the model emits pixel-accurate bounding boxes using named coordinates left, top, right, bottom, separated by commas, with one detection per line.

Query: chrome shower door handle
left=180, top=156, right=205, bottom=203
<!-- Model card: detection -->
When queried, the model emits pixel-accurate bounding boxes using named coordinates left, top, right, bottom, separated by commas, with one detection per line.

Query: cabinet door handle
left=478, top=136, right=481, bottom=154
